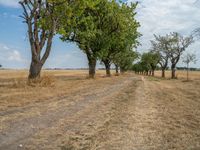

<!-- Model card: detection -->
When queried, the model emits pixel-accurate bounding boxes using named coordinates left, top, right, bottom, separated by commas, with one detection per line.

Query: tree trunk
left=106, top=67, right=111, bottom=77
left=149, top=70, right=152, bottom=76
left=152, top=70, right=155, bottom=76
left=115, top=65, right=119, bottom=75
left=161, top=69, right=165, bottom=78
left=28, top=60, right=42, bottom=80
left=88, top=57, right=96, bottom=78
left=171, top=64, right=176, bottom=79
left=187, top=63, right=189, bottom=81
left=104, top=61, right=111, bottom=77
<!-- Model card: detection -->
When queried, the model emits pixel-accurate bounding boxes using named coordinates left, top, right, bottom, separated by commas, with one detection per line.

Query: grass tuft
left=28, top=75, right=56, bottom=87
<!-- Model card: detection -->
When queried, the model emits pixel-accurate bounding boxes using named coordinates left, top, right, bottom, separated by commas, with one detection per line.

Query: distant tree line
left=176, top=67, right=199, bottom=71
left=133, top=32, right=196, bottom=80
left=19, top=0, right=140, bottom=80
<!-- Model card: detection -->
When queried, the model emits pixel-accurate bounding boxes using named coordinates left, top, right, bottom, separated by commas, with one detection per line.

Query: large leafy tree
left=60, top=0, right=105, bottom=78
left=61, top=0, right=139, bottom=78
left=151, top=34, right=170, bottom=78
left=115, top=50, right=138, bottom=73
left=148, top=52, right=160, bottom=76
left=97, top=1, right=122, bottom=76
left=140, top=53, right=153, bottom=75
left=151, top=33, right=193, bottom=78
left=167, top=32, right=193, bottom=79
left=99, top=2, right=140, bottom=76
left=134, top=52, right=159, bottom=76
left=19, top=0, right=72, bottom=80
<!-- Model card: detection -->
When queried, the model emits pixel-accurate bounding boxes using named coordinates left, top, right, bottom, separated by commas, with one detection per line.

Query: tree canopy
left=60, top=0, right=140, bottom=77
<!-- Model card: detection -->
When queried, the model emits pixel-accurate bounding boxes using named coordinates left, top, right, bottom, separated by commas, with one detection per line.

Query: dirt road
left=0, top=75, right=200, bottom=150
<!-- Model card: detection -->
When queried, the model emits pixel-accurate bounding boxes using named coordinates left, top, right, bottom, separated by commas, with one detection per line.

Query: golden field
left=154, top=70, right=200, bottom=80
left=0, top=70, right=200, bottom=150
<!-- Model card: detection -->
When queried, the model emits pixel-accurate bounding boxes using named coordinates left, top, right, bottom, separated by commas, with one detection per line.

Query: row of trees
left=133, top=52, right=159, bottom=76
left=133, top=32, right=195, bottom=79
left=19, top=0, right=140, bottom=80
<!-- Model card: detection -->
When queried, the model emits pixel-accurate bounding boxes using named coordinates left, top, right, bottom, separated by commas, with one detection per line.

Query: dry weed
left=12, top=78, right=28, bottom=88
left=28, top=75, right=56, bottom=87
left=10, top=75, right=56, bottom=88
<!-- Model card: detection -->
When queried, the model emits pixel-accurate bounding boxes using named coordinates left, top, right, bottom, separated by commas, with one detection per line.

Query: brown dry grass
left=0, top=69, right=115, bottom=111
left=0, top=70, right=200, bottom=150
left=154, top=70, right=200, bottom=80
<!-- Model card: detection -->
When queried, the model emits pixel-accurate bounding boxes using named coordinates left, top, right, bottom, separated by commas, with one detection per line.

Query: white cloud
left=3, top=45, right=9, bottom=50
left=0, top=0, right=19, bottom=8
left=8, top=50, right=23, bottom=62
left=0, top=43, right=25, bottom=64
left=127, top=0, right=200, bottom=67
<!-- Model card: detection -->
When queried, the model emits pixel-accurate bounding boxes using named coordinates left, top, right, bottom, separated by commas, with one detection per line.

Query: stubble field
left=0, top=70, right=200, bottom=150
left=154, top=70, right=200, bottom=80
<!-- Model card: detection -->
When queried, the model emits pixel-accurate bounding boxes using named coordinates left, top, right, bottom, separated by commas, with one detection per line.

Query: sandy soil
left=0, top=71, right=200, bottom=150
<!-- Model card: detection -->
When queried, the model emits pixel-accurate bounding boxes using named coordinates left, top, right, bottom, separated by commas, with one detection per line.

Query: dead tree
left=182, top=53, right=197, bottom=81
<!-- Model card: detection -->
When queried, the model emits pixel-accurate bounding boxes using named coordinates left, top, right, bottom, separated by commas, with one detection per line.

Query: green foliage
left=115, top=50, right=139, bottom=71
left=151, top=32, right=193, bottom=78
left=97, top=1, right=140, bottom=71
left=60, top=0, right=104, bottom=57
left=133, top=52, right=160, bottom=74
left=60, top=0, right=140, bottom=73
left=141, top=52, right=159, bottom=70
left=150, top=34, right=170, bottom=70
left=166, top=32, right=194, bottom=60
left=151, top=32, right=193, bottom=65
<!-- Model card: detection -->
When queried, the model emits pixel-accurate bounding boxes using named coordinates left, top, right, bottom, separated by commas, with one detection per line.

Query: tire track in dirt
left=87, top=77, right=200, bottom=150
left=0, top=76, right=139, bottom=150
left=1, top=75, right=199, bottom=150
left=0, top=79, right=99, bottom=116
left=146, top=79, right=200, bottom=150
left=87, top=75, right=152, bottom=150
left=125, top=77, right=200, bottom=150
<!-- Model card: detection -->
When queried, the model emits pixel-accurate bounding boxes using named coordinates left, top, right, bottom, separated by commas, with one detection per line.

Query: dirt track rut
left=0, top=76, right=140, bottom=149
left=1, top=75, right=200, bottom=150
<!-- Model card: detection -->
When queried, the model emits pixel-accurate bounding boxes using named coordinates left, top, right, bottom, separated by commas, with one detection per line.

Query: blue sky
left=0, top=1, right=88, bottom=69
left=0, top=0, right=200, bottom=69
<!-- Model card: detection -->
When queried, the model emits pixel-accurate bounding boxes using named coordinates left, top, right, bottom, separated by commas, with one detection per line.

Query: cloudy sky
left=0, top=0, right=200, bottom=69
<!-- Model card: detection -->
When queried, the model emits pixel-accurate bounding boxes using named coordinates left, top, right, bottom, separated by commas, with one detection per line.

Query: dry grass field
left=154, top=70, right=200, bottom=80
left=0, top=70, right=115, bottom=111
left=0, top=70, right=200, bottom=150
